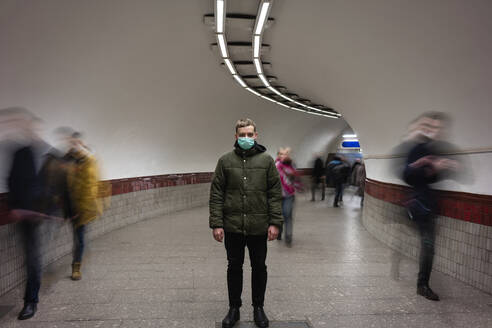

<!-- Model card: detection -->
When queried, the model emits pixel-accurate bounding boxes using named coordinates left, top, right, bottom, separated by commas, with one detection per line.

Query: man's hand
left=268, top=225, right=279, bottom=241
left=213, top=228, right=224, bottom=242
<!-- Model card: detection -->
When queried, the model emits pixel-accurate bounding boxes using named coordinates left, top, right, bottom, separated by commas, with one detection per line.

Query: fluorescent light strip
left=260, top=95, right=277, bottom=103
left=216, top=0, right=224, bottom=33
left=253, top=35, right=261, bottom=57
left=245, top=88, right=262, bottom=97
left=254, top=2, right=271, bottom=35
left=258, top=74, right=270, bottom=87
left=233, top=75, right=247, bottom=87
left=217, top=34, right=228, bottom=58
left=343, top=134, right=357, bottom=138
left=224, top=58, right=235, bottom=74
left=267, top=85, right=338, bottom=117
left=267, top=86, right=281, bottom=95
left=254, top=58, right=263, bottom=74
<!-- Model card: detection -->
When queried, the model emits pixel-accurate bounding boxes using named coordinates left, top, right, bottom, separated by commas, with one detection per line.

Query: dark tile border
left=365, top=178, right=492, bottom=227
left=0, top=172, right=213, bottom=226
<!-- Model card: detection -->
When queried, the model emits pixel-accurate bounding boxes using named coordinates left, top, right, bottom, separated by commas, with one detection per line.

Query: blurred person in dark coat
left=310, top=153, right=325, bottom=201
left=326, top=155, right=350, bottom=207
left=1, top=107, right=50, bottom=320
left=401, top=112, right=461, bottom=301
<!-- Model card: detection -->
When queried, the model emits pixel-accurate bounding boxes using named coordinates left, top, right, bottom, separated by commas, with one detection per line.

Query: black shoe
left=334, top=204, right=339, bottom=208
left=417, top=285, right=440, bottom=301
left=277, top=235, right=282, bottom=241
left=222, top=307, right=240, bottom=328
left=18, top=302, right=37, bottom=320
left=253, top=306, right=269, bottom=328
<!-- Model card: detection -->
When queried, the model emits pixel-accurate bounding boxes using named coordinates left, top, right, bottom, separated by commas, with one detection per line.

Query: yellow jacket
left=67, top=150, right=103, bottom=227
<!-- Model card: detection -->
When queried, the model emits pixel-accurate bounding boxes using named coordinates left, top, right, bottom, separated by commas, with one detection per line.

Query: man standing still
left=209, top=118, right=283, bottom=328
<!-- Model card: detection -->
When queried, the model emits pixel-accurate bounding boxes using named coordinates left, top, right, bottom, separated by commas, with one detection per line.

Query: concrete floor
left=1, top=189, right=491, bottom=327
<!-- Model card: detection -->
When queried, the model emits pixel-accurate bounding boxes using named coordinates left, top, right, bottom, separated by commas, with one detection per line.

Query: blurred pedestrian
left=57, top=128, right=102, bottom=281
left=311, top=153, right=325, bottom=201
left=2, top=107, right=50, bottom=320
left=326, top=155, right=350, bottom=207
left=351, top=159, right=366, bottom=207
left=275, top=147, right=300, bottom=246
left=402, top=112, right=460, bottom=301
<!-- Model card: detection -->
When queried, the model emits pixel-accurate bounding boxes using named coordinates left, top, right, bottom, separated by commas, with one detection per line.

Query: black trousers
left=20, top=221, right=42, bottom=304
left=311, top=177, right=325, bottom=201
left=416, top=216, right=436, bottom=287
left=224, top=232, right=268, bottom=308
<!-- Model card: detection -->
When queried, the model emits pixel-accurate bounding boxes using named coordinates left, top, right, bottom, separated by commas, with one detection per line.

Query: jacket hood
left=233, top=140, right=267, bottom=156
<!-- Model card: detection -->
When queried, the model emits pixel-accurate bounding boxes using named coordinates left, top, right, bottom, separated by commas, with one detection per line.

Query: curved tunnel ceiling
left=204, top=0, right=342, bottom=119
left=267, top=0, right=492, bottom=156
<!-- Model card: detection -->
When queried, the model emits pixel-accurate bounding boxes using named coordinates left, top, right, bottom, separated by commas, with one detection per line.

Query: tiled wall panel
left=363, top=179, right=492, bottom=294
left=0, top=173, right=212, bottom=297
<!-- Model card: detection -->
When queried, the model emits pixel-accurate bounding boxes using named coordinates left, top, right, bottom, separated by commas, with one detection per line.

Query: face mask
left=237, top=137, right=255, bottom=150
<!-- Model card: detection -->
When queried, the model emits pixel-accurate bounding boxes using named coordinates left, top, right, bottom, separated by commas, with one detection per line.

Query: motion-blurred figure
left=1, top=107, right=50, bottom=320
left=326, top=155, right=350, bottom=207
left=275, top=147, right=301, bottom=246
left=401, top=112, right=461, bottom=301
left=310, top=153, right=325, bottom=201
left=351, top=159, right=366, bottom=207
left=57, top=128, right=103, bottom=281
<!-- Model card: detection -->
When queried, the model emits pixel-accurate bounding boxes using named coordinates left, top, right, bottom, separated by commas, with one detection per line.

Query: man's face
left=235, top=125, right=257, bottom=140
left=418, top=117, right=442, bottom=140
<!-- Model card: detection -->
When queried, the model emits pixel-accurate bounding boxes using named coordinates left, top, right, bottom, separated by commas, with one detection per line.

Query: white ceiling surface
left=0, top=0, right=347, bottom=182
left=269, top=0, right=492, bottom=155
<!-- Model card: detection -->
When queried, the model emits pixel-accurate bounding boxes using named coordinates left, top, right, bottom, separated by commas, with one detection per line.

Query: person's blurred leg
left=18, top=221, right=41, bottom=320
left=283, top=196, right=294, bottom=245
left=321, top=180, right=325, bottom=200
left=416, top=215, right=439, bottom=301
left=311, top=178, right=316, bottom=201
left=72, top=224, right=86, bottom=280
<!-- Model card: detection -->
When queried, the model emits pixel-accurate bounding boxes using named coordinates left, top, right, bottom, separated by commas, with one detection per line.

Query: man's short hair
left=415, top=111, right=451, bottom=125
left=54, top=126, right=82, bottom=139
left=235, top=118, right=256, bottom=133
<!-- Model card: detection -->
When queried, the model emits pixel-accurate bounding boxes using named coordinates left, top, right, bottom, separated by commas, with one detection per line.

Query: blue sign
left=342, top=141, right=360, bottom=148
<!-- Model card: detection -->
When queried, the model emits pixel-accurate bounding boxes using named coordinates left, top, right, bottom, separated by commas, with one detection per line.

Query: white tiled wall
left=363, top=193, right=492, bottom=294
left=0, top=183, right=211, bottom=297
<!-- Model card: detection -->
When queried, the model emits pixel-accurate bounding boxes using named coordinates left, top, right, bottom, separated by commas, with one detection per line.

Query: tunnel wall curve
left=362, top=179, right=492, bottom=294
left=0, top=173, right=212, bottom=297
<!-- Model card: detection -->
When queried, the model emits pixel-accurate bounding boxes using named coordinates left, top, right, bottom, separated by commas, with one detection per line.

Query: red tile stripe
left=365, top=178, right=492, bottom=227
left=0, top=172, right=214, bottom=226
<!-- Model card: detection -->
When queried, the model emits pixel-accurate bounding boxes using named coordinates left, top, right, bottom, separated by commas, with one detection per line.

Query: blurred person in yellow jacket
left=57, top=128, right=103, bottom=280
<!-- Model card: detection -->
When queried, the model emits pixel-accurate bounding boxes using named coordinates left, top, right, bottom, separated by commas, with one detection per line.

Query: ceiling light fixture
left=254, top=58, right=263, bottom=74
left=224, top=58, right=236, bottom=74
left=216, top=0, right=225, bottom=33
left=258, top=74, right=270, bottom=87
left=209, top=0, right=340, bottom=119
left=254, top=2, right=271, bottom=35
left=217, top=34, right=228, bottom=58
left=245, top=88, right=262, bottom=97
left=233, top=75, right=247, bottom=87
left=253, top=35, right=261, bottom=58
left=343, top=134, right=357, bottom=138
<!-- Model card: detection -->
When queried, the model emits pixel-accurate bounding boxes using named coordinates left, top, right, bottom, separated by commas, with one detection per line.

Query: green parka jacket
left=209, top=142, right=283, bottom=235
